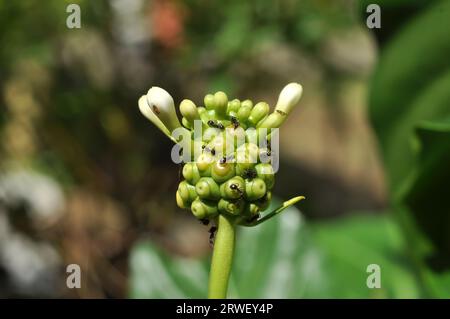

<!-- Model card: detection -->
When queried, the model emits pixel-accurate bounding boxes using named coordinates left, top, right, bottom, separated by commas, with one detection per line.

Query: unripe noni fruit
left=196, top=153, right=214, bottom=176
left=191, top=198, right=218, bottom=219
left=255, top=163, right=275, bottom=190
left=245, top=178, right=267, bottom=201
left=220, top=176, right=245, bottom=199
left=244, top=202, right=260, bottom=216
left=237, top=100, right=253, bottom=123
left=178, top=181, right=198, bottom=204
left=180, top=99, right=200, bottom=128
left=248, top=102, right=269, bottom=127
left=214, top=91, right=228, bottom=117
left=211, top=161, right=235, bottom=183
left=176, top=191, right=189, bottom=209
left=183, top=162, right=201, bottom=184
left=141, top=84, right=304, bottom=225
left=196, top=177, right=221, bottom=200
left=218, top=198, right=245, bottom=215
left=204, top=94, right=216, bottom=111
left=227, top=99, right=241, bottom=115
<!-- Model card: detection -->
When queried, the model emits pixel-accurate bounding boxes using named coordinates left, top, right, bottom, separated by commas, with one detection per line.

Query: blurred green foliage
left=130, top=0, right=450, bottom=298
left=366, top=0, right=450, bottom=297
left=1, top=0, right=449, bottom=298
left=180, top=0, right=356, bottom=93
left=130, top=202, right=422, bottom=298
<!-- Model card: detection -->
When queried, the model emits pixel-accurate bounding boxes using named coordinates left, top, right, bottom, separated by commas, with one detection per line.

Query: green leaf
left=383, top=70, right=450, bottom=190
left=369, top=1, right=450, bottom=152
left=310, top=214, right=423, bottom=298
left=129, top=200, right=422, bottom=298
left=394, top=120, right=450, bottom=297
left=366, top=0, right=450, bottom=298
left=366, top=0, right=450, bottom=191
left=129, top=200, right=328, bottom=298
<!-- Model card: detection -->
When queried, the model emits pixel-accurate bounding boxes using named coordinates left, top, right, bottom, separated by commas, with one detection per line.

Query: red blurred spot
left=150, top=0, right=185, bottom=50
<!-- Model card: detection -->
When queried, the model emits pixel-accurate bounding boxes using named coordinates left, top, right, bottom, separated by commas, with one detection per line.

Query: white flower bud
left=138, top=95, right=172, bottom=138
left=142, top=86, right=181, bottom=133
left=274, top=82, right=303, bottom=115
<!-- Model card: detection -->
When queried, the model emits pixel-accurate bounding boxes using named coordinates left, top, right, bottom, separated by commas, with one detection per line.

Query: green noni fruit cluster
left=175, top=92, right=277, bottom=225
left=138, top=83, right=303, bottom=226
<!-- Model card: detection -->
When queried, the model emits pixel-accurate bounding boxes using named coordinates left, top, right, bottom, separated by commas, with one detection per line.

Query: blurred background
left=0, top=0, right=449, bottom=298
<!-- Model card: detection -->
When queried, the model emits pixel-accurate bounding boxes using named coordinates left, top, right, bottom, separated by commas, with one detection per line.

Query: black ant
left=230, top=183, right=244, bottom=198
left=230, top=116, right=240, bottom=129
left=262, top=138, right=272, bottom=156
left=207, top=120, right=225, bottom=130
left=230, top=183, right=243, bottom=193
left=219, top=154, right=234, bottom=164
left=209, top=226, right=217, bottom=247
left=200, top=218, right=209, bottom=226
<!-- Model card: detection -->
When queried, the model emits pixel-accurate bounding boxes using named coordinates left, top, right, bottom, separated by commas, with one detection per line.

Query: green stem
left=208, top=214, right=236, bottom=299
left=242, top=196, right=305, bottom=227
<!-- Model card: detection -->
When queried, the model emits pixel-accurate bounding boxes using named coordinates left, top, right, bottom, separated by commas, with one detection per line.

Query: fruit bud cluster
left=139, top=83, right=303, bottom=225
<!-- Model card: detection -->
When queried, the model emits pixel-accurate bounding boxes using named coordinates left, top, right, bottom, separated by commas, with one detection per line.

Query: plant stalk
left=208, top=214, right=235, bottom=299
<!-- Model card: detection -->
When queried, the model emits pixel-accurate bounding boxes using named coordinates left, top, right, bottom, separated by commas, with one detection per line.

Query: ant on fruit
left=230, top=183, right=244, bottom=197
left=230, top=116, right=240, bottom=129
left=207, top=120, right=225, bottom=130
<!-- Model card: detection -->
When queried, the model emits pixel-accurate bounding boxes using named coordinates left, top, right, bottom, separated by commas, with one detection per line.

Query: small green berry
left=218, top=198, right=245, bottom=215
left=182, top=162, right=201, bottom=184
left=211, top=161, right=235, bottom=183
left=181, top=117, right=192, bottom=129
left=214, top=91, right=228, bottom=117
left=195, top=177, right=221, bottom=200
left=196, top=153, right=214, bottom=176
left=245, top=178, right=266, bottom=201
left=176, top=191, right=188, bottom=209
left=220, top=176, right=245, bottom=199
left=191, top=198, right=218, bottom=219
left=237, top=100, right=253, bottom=123
left=227, top=99, right=240, bottom=114
left=245, top=202, right=260, bottom=216
left=255, top=163, right=275, bottom=189
left=204, top=94, right=216, bottom=111
left=248, top=102, right=269, bottom=127
left=178, top=181, right=197, bottom=203
left=180, top=99, right=200, bottom=127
